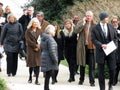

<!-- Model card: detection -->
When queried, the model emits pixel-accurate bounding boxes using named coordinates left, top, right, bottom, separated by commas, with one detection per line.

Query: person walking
left=25, top=17, right=42, bottom=85
left=72, top=15, right=80, bottom=75
left=19, top=6, right=35, bottom=53
left=63, top=19, right=77, bottom=82
left=41, top=24, right=58, bottom=90
left=0, top=13, right=23, bottom=76
left=51, top=22, right=64, bottom=84
left=92, top=12, right=117, bottom=90
left=74, top=10, right=96, bottom=86
left=0, top=9, right=5, bottom=72
left=111, top=16, right=120, bottom=86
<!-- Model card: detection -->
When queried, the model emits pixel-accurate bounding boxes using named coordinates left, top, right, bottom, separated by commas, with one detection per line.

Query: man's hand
left=102, top=44, right=107, bottom=49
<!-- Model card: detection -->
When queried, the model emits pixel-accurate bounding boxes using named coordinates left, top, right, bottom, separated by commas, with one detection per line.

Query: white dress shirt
left=100, top=22, right=108, bottom=37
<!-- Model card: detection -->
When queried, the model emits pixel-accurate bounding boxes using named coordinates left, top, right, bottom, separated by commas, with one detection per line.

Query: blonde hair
left=64, top=19, right=74, bottom=29
left=27, top=17, right=41, bottom=29
left=7, top=13, right=17, bottom=22
left=52, top=22, right=61, bottom=38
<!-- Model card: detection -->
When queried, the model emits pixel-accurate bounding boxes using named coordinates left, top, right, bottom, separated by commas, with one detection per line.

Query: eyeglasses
left=112, top=21, right=118, bottom=23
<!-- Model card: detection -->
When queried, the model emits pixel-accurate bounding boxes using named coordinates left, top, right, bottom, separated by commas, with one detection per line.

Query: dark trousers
left=98, top=57, right=115, bottom=90
left=114, top=63, right=120, bottom=84
left=29, top=66, right=40, bottom=82
left=44, top=70, right=52, bottom=90
left=51, top=60, right=60, bottom=82
left=66, top=57, right=76, bottom=79
left=65, top=46, right=76, bottom=80
left=80, top=49, right=95, bottom=84
left=6, top=52, right=18, bottom=75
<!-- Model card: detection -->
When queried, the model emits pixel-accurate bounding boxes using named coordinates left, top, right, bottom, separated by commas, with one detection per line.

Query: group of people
left=0, top=2, right=120, bottom=90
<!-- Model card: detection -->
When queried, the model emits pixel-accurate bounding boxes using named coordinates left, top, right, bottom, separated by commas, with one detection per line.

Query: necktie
left=103, top=24, right=107, bottom=37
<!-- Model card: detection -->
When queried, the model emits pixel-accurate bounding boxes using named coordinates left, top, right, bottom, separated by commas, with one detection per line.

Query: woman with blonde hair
left=0, top=13, right=23, bottom=76
left=25, top=17, right=42, bottom=85
left=63, top=19, right=77, bottom=82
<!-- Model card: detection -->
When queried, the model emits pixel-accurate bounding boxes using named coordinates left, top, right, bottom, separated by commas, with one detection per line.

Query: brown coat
left=74, top=20, right=86, bottom=66
left=74, top=20, right=95, bottom=66
left=41, top=19, right=50, bottom=33
left=25, top=28, right=42, bottom=67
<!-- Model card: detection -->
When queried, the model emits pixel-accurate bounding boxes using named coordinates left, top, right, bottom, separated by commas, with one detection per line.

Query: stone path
left=0, top=54, right=120, bottom=90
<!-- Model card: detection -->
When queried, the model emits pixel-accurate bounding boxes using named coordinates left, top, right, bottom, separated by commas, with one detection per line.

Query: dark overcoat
left=92, top=23, right=117, bottom=64
left=0, top=22, right=23, bottom=53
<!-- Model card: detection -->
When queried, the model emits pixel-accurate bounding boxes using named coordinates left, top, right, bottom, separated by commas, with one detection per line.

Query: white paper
left=0, top=17, right=5, bottom=23
left=0, top=46, right=4, bottom=53
left=37, top=35, right=41, bottom=44
left=103, top=41, right=117, bottom=55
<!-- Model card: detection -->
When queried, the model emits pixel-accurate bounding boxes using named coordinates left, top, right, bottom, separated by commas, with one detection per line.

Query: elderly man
left=36, top=11, right=50, bottom=33
left=111, top=16, right=120, bottom=86
left=92, top=12, right=117, bottom=90
left=74, top=11, right=96, bottom=86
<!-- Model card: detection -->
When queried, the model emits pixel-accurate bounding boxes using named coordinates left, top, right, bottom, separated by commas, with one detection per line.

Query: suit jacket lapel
left=98, top=23, right=106, bottom=39
left=107, top=24, right=113, bottom=40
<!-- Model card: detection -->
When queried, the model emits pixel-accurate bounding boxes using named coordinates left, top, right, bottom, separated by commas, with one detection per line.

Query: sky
left=0, top=0, right=29, bottom=19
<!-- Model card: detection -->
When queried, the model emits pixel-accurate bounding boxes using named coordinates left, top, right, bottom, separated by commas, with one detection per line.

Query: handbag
left=19, top=41, right=26, bottom=60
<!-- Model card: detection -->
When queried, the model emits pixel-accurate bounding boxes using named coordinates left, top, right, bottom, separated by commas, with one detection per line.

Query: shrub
left=0, top=78, right=7, bottom=90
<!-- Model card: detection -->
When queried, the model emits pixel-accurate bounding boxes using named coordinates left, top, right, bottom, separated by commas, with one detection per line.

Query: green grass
left=60, top=59, right=68, bottom=66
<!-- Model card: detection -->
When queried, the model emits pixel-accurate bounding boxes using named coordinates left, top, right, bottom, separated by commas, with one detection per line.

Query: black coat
left=19, top=14, right=35, bottom=39
left=63, top=30, right=77, bottom=61
left=92, top=23, right=117, bottom=64
left=116, top=25, right=120, bottom=63
left=0, top=22, right=23, bottom=53
left=54, top=31, right=64, bottom=61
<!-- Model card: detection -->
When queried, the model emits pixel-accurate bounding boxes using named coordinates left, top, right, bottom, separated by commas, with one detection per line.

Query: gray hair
left=36, top=11, right=44, bottom=18
left=28, top=6, right=34, bottom=11
left=7, top=13, right=17, bottom=22
left=85, top=10, right=93, bottom=16
left=45, top=25, right=55, bottom=34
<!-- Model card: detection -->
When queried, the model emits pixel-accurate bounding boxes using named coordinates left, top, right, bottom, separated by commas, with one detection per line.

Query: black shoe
left=55, top=79, right=58, bottom=83
left=12, top=74, right=16, bottom=77
left=68, top=78, right=75, bottom=82
left=108, top=84, right=113, bottom=90
left=35, top=81, right=40, bottom=85
left=0, top=67, right=1, bottom=72
left=112, top=81, right=117, bottom=86
left=8, top=74, right=11, bottom=77
left=78, top=80, right=83, bottom=85
left=28, top=79, right=32, bottom=83
left=51, top=81, right=55, bottom=84
left=90, top=83, right=95, bottom=86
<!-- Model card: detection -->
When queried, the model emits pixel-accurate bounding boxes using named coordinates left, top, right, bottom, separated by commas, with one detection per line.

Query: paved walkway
left=0, top=54, right=120, bottom=90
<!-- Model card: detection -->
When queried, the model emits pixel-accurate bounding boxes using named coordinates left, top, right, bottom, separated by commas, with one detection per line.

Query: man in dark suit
left=92, top=12, right=117, bottom=90
left=19, top=6, right=35, bottom=54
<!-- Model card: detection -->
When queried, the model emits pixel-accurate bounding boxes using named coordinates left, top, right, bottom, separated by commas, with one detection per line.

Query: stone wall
left=63, top=0, right=120, bottom=23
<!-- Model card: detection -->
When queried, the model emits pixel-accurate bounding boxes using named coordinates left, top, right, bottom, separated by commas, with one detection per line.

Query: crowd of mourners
left=0, top=2, right=120, bottom=90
